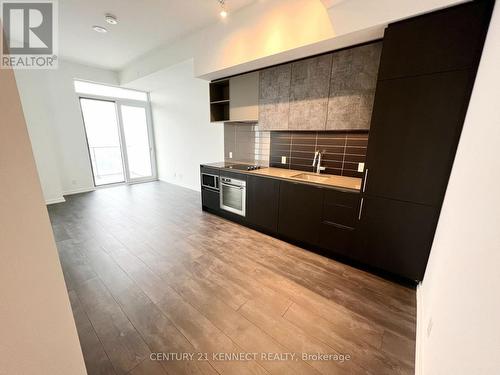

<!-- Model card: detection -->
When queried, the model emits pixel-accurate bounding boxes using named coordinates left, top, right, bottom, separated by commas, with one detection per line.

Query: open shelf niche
left=209, top=79, right=230, bottom=122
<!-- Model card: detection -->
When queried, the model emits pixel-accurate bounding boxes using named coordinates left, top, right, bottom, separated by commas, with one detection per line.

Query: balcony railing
left=89, top=146, right=124, bottom=185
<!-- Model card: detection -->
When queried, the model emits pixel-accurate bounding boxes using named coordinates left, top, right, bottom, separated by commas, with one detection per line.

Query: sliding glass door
left=80, top=98, right=125, bottom=186
left=118, top=103, right=154, bottom=182
left=79, top=97, right=156, bottom=187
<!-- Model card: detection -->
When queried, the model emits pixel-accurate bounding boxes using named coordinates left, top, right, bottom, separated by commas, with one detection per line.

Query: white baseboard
left=45, top=197, right=66, bottom=205
left=158, top=177, right=200, bottom=192
left=63, top=187, right=96, bottom=196
left=415, top=282, right=424, bottom=375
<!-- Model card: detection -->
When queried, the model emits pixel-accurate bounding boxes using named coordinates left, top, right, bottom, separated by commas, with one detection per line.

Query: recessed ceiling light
left=92, top=25, right=108, bottom=33
left=105, top=14, right=118, bottom=25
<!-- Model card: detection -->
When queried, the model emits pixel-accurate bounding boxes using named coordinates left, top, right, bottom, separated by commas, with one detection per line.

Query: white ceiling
left=58, top=0, right=255, bottom=71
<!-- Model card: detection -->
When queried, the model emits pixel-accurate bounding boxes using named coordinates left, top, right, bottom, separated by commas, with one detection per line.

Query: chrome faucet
left=312, top=151, right=326, bottom=174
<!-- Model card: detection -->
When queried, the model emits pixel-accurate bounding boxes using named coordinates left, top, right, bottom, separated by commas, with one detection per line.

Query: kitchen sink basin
left=291, top=173, right=331, bottom=183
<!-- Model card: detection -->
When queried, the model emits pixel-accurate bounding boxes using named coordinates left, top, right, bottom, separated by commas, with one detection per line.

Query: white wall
left=127, top=60, right=223, bottom=191
left=418, top=2, right=500, bottom=374
left=120, top=0, right=337, bottom=83
left=323, top=0, right=466, bottom=35
left=193, top=0, right=334, bottom=79
left=15, top=60, right=118, bottom=203
left=1, top=58, right=87, bottom=375
left=46, top=61, right=119, bottom=194
left=120, top=31, right=203, bottom=85
left=121, top=0, right=466, bottom=83
left=14, top=70, right=65, bottom=204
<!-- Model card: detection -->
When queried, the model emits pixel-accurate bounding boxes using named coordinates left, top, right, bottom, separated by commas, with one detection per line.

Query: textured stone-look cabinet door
left=326, top=42, right=382, bottom=130
left=258, top=64, right=291, bottom=131
left=289, top=54, right=332, bottom=130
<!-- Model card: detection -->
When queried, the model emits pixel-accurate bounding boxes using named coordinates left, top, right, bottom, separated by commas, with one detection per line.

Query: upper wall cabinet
left=288, top=54, right=332, bottom=131
left=258, top=64, right=292, bottom=131
left=365, top=69, right=472, bottom=206
left=326, top=42, right=382, bottom=131
left=215, top=41, right=382, bottom=129
left=210, top=72, right=259, bottom=123
left=229, top=72, right=259, bottom=122
left=378, top=1, right=493, bottom=80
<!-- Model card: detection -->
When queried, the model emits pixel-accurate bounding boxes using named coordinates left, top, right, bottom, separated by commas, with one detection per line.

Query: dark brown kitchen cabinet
left=365, top=69, right=473, bottom=206
left=356, top=196, right=439, bottom=280
left=319, top=224, right=354, bottom=258
left=247, top=176, right=280, bottom=233
left=319, top=188, right=360, bottom=257
left=278, top=181, right=323, bottom=246
left=378, top=0, right=494, bottom=80
left=200, top=166, right=220, bottom=212
left=201, top=188, right=219, bottom=212
left=358, top=0, right=492, bottom=281
left=321, top=188, right=359, bottom=228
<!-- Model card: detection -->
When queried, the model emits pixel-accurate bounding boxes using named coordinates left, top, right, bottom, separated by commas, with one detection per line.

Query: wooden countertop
left=202, top=163, right=361, bottom=191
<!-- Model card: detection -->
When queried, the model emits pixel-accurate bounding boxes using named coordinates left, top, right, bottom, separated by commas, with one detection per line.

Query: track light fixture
left=218, top=0, right=228, bottom=18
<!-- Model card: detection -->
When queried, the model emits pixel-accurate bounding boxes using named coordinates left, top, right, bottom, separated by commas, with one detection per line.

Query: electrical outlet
left=281, top=156, right=287, bottom=164
left=229, top=152, right=233, bottom=159
left=71, top=179, right=76, bottom=185
left=358, top=162, right=365, bottom=172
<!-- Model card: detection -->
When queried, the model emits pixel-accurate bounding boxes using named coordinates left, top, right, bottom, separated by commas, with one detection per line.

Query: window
left=74, top=80, right=148, bottom=101
left=75, top=80, right=156, bottom=186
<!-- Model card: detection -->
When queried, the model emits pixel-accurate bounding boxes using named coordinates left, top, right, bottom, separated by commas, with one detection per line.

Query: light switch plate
left=358, top=162, right=365, bottom=172
left=281, top=156, right=287, bottom=164
left=229, top=152, right=233, bottom=159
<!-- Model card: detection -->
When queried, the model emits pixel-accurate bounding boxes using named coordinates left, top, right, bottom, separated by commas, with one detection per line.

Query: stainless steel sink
left=291, top=173, right=331, bottom=183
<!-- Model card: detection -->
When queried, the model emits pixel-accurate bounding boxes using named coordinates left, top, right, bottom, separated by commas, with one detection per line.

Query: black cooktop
left=224, top=163, right=261, bottom=171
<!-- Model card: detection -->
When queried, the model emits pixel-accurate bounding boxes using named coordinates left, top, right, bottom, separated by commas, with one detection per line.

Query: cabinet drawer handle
left=363, top=168, right=369, bottom=193
left=358, top=198, right=364, bottom=220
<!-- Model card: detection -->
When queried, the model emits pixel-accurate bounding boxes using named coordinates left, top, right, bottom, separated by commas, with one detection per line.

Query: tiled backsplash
left=224, top=124, right=270, bottom=166
left=270, top=131, right=368, bottom=178
left=223, top=124, right=369, bottom=178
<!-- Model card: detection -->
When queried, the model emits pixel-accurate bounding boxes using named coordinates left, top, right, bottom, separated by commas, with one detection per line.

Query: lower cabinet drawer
left=319, top=222, right=354, bottom=257
left=201, top=188, right=220, bottom=211
left=322, top=189, right=360, bottom=228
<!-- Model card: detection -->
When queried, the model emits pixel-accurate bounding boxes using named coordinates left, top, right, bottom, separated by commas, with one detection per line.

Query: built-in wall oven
left=220, top=177, right=246, bottom=217
left=201, top=172, right=219, bottom=190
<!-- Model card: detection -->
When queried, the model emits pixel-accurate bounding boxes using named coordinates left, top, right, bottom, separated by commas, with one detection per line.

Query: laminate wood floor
left=48, top=181, right=416, bottom=375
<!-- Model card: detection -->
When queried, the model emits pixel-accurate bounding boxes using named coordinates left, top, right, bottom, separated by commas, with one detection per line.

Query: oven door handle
left=221, top=183, right=244, bottom=190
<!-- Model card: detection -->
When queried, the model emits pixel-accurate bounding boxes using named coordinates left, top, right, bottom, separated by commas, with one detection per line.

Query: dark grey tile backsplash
left=224, top=124, right=270, bottom=166
left=223, top=126, right=368, bottom=178
left=270, top=131, right=368, bottom=178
